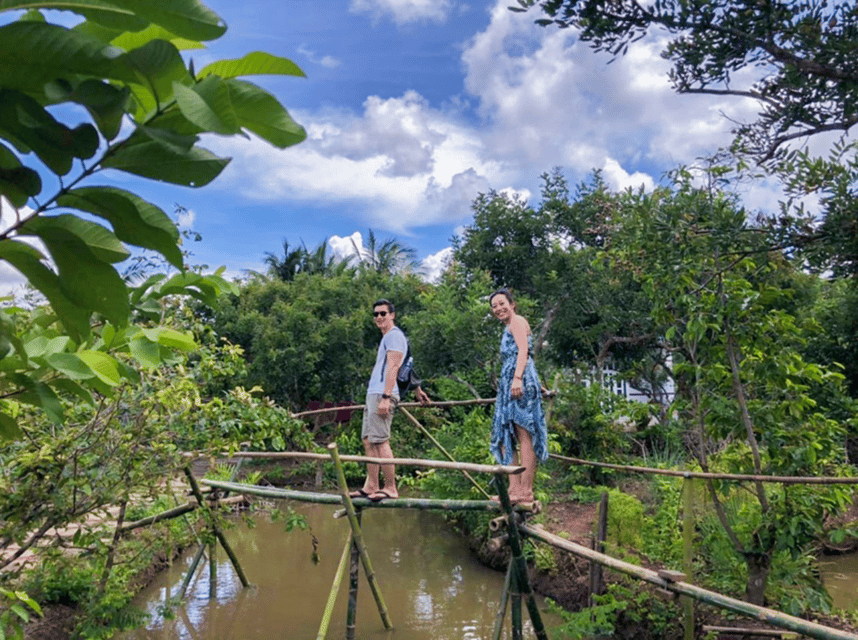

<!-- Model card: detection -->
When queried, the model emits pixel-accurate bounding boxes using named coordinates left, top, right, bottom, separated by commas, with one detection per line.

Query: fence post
left=589, top=491, right=608, bottom=606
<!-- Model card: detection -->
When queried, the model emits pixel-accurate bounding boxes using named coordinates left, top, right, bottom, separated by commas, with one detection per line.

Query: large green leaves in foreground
left=0, top=0, right=306, bottom=438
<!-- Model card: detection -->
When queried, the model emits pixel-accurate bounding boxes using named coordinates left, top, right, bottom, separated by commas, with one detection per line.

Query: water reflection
left=116, top=503, right=558, bottom=639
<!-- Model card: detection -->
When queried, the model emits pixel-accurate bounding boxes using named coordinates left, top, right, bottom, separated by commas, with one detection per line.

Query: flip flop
left=368, top=490, right=395, bottom=502
left=349, top=489, right=370, bottom=499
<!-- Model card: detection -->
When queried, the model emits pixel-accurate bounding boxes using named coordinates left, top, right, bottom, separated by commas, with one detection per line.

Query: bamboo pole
left=179, top=545, right=207, bottom=599
left=519, top=523, right=858, bottom=640
left=549, top=453, right=858, bottom=485
left=682, top=477, right=695, bottom=640
left=703, top=626, right=799, bottom=638
left=119, top=496, right=246, bottom=534
left=327, top=443, right=393, bottom=630
left=494, top=475, right=549, bottom=640
left=183, top=467, right=250, bottom=589
left=291, top=397, right=497, bottom=418
left=492, top=560, right=515, bottom=640
left=224, top=451, right=525, bottom=475
left=316, top=532, right=353, bottom=640
left=346, top=510, right=361, bottom=640
left=208, top=540, right=217, bottom=598
left=588, top=491, right=608, bottom=606
left=399, top=406, right=492, bottom=499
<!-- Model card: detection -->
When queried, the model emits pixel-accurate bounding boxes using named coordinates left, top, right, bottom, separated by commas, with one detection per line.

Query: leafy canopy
left=0, top=0, right=306, bottom=438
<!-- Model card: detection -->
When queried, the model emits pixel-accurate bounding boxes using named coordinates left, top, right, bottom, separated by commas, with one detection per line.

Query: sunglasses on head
left=373, top=311, right=388, bottom=317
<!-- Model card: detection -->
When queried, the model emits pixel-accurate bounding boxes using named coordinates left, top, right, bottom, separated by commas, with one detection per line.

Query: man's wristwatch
left=381, top=393, right=391, bottom=399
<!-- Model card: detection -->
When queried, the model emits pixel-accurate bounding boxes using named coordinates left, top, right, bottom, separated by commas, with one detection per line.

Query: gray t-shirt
left=367, top=327, right=408, bottom=397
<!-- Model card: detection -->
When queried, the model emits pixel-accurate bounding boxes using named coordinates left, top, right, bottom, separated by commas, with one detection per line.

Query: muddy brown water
left=115, top=503, right=562, bottom=639
left=821, top=552, right=858, bottom=610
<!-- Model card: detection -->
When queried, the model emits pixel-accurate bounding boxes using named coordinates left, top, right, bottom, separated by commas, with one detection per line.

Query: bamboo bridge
left=140, top=400, right=858, bottom=640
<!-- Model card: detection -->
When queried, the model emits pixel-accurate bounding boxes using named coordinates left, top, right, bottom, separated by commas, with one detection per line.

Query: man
left=350, top=299, right=429, bottom=502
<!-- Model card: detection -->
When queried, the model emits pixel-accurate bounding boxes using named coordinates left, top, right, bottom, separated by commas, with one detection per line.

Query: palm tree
left=352, top=229, right=420, bottom=275
left=263, top=240, right=305, bottom=281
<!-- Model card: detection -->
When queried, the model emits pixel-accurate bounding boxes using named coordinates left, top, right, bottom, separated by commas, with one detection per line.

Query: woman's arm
left=509, top=315, right=530, bottom=397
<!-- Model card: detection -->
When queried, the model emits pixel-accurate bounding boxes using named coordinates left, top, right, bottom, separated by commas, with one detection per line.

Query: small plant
left=0, top=588, right=42, bottom=640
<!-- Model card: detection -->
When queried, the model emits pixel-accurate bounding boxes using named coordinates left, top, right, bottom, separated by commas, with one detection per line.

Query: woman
left=489, top=289, right=548, bottom=504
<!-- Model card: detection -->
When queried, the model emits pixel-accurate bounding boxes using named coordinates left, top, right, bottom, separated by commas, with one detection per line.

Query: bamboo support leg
left=494, top=474, right=550, bottom=640
left=327, top=443, right=393, bottom=630
left=208, top=540, right=217, bottom=598
left=492, top=557, right=515, bottom=640
left=183, top=467, right=250, bottom=589
left=511, top=576, right=523, bottom=640
left=316, top=532, right=353, bottom=640
left=179, top=544, right=207, bottom=599
left=682, top=477, right=695, bottom=640
left=346, top=510, right=362, bottom=640
left=400, top=407, right=492, bottom=500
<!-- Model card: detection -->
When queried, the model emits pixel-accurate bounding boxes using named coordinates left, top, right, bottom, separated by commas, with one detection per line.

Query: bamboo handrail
left=291, top=398, right=496, bottom=419
left=225, top=451, right=525, bottom=475
left=549, top=453, right=858, bottom=484
left=520, top=523, right=858, bottom=640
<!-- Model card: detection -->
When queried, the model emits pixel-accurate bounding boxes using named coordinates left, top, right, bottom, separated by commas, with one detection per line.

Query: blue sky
left=3, top=0, right=783, bottom=290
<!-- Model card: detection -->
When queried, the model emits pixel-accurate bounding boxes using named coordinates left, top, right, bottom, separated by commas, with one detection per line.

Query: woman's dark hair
left=373, top=298, right=395, bottom=313
left=489, top=288, right=514, bottom=306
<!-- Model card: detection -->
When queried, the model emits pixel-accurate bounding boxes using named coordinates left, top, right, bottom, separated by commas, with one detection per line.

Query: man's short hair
left=373, top=299, right=395, bottom=313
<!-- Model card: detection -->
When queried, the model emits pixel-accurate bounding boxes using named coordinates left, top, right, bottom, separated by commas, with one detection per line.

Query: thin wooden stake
left=208, top=540, right=217, bottom=598
left=316, top=532, right=353, bottom=640
left=399, top=407, right=492, bottom=500
left=327, top=443, right=393, bottom=630
left=589, top=491, right=608, bottom=606
left=494, top=474, right=549, bottom=640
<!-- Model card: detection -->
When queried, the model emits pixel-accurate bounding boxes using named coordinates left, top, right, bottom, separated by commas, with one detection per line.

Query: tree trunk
left=744, top=552, right=770, bottom=606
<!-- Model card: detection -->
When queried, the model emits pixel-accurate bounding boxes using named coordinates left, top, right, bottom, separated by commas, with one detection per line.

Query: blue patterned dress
left=490, top=327, right=549, bottom=465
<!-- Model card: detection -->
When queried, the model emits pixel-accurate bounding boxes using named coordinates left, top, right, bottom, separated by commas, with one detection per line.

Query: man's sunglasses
left=373, top=311, right=388, bottom=317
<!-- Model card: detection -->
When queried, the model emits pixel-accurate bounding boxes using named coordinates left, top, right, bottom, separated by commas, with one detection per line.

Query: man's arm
left=378, top=350, right=403, bottom=417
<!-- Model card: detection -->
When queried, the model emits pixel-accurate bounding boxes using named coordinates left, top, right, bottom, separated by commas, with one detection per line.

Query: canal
left=115, top=502, right=560, bottom=639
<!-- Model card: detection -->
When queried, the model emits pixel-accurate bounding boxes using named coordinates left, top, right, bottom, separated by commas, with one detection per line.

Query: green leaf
left=129, top=335, right=163, bottom=368
left=107, top=0, right=226, bottom=41
left=0, top=90, right=99, bottom=175
left=43, top=353, right=97, bottom=380
left=77, top=349, right=121, bottom=385
left=24, top=335, right=72, bottom=359
left=9, top=372, right=64, bottom=424
left=173, top=76, right=240, bottom=135
left=0, top=0, right=149, bottom=31
left=0, top=143, right=41, bottom=207
left=44, top=78, right=130, bottom=141
left=102, top=139, right=229, bottom=187
left=133, top=124, right=199, bottom=153
left=57, top=187, right=182, bottom=269
left=0, top=411, right=23, bottom=440
left=226, top=79, right=306, bottom=149
left=198, top=51, right=306, bottom=79
left=0, top=239, right=91, bottom=342
left=124, top=38, right=190, bottom=113
left=0, top=21, right=134, bottom=95
left=23, top=215, right=129, bottom=264
left=111, top=23, right=205, bottom=52
left=142, top=327, right=196, bottom=350
left=11, top=228, right=129, bottom=326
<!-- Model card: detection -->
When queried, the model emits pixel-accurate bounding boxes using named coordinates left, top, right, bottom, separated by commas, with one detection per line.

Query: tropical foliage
left=0, top=0, right=306, bottom=439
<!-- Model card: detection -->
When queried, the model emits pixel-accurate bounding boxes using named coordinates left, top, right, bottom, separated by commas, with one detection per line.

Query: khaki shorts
left=362, top=393, right=395, bottom=443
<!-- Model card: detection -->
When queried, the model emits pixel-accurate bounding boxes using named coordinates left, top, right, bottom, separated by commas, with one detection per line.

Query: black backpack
left=395, top=330, right=422, bottom=397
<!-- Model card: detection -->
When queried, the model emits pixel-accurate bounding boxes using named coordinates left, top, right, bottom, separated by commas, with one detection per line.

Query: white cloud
left=601, top=158, right=655, bottom=193
left=329, top=232, right=364, bottom=265
left=350, top=0, right=458, bottom=24
left=297, top=44, right=341, bottom=69
left=175, top=207, right=196, bottom=229
left=420, top=246, right=453, bottom=282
